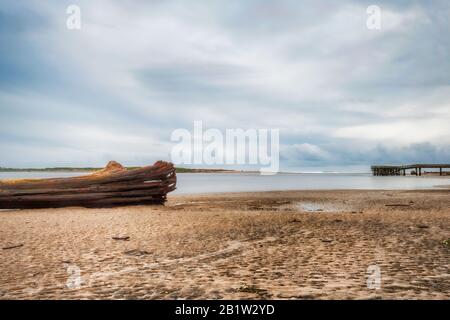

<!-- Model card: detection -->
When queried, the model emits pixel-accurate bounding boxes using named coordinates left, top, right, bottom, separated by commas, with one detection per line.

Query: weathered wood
left=371, top=163, right=450, bottom=176
left=0, top=161, right=176, bottom=209
left=0, top=161, right=173, bottom=190
left=0, top=179, right=176, bottom=197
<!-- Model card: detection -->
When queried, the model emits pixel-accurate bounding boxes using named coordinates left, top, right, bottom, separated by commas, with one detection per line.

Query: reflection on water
left=0, top=172, right=449, bottom=194
left=297, top=202, right=348, bottom=212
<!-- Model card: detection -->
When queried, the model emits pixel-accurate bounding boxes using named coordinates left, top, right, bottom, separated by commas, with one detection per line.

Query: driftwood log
left=0, top=161, right=176, bottom=209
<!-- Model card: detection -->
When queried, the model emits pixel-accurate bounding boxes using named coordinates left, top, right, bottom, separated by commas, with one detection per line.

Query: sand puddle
left=296, top=202, right=353, bottom=213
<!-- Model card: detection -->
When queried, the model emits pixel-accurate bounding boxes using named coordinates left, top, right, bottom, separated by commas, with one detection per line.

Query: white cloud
left=333, top=119, right=450, bottom=145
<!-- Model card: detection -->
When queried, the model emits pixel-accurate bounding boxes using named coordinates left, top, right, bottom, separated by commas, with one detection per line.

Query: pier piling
left=371, top=164, right=450, bottom=176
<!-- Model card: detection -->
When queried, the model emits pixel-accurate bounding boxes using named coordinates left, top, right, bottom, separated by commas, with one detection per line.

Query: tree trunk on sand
left=0, top=161, right=176, bottom=209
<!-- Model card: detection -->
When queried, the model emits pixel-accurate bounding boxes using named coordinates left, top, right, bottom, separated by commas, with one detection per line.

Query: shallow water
left=297, top=202, right=348, bottom=212
left=0, top=172, right=448, bottom=194
left=173, top=173, right=450, bottom=194
left=0, top=172, right=87, bottom=180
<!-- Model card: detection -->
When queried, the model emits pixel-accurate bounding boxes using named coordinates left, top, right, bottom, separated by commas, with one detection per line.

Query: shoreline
left=0, top=168, right=240, bottom=174
left=1, top=168, right=449, bottom=175
left=1, top=189, right=449, bottom=300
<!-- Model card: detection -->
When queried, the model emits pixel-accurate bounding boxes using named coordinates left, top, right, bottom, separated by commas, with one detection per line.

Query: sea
left=1, top=172, right=448, bottom=194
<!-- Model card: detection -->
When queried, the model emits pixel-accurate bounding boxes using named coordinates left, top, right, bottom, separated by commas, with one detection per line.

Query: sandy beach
left=0, top=189, right=449, bottom=300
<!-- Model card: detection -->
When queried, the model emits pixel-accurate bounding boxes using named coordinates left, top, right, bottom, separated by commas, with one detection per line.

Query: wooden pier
left=371, top=164, right=450, bottom=176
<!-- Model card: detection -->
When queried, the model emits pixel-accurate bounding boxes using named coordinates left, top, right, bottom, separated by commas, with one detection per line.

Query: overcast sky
left=1, top=0, right=449, bottom=171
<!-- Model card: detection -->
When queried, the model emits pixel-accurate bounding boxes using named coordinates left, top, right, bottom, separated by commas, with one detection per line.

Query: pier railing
left=371, top=164, right=450, bottom=176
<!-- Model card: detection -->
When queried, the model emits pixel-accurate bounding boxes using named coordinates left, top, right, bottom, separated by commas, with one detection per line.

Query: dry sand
left=0, top=189, right=449, bottom=300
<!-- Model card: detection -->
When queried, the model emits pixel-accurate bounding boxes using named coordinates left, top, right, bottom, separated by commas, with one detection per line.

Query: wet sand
left=0, top=189, right=449, bottom=300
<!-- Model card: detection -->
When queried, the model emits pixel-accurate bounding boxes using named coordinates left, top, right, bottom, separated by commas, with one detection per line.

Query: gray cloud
left=0, top=0, right=449, bottom=170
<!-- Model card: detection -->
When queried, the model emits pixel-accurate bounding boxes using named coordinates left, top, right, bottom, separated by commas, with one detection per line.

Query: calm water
left=173, top=173, right=450, bottom=194
left=0, top=172, right=89, bottom=179
left=1, top=172, right=448, bottom=194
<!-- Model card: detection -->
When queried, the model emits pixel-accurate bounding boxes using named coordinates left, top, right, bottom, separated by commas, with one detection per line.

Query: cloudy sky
left=1, top=0, right=449, bottom=171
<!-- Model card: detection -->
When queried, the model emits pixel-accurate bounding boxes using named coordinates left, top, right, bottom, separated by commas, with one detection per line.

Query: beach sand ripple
left=0, top=190, right=449, bottom=300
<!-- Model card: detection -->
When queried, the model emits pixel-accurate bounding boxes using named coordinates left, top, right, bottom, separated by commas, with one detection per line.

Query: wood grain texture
left=0, top=161, right=176, bottom=208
